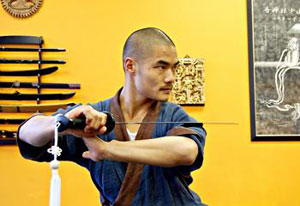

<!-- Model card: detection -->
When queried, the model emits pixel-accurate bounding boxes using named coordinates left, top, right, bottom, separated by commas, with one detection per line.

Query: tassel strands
left=47, top=119, right=63, bottom=206
left=49, top=160, right=61, bottom=206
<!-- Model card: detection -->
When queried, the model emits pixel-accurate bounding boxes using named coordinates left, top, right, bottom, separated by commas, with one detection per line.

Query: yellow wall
left=1, top=0, right=300, bottom=205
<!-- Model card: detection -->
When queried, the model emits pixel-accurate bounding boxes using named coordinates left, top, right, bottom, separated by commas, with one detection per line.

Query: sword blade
left=0, top=66, right=58, bottom=76
left=0, top=47, right=65, bottom=52
left=0, top=91, right=75, bottom=100
left=0, top=130, right=17, bottom=138
left=116, top=122, right=190, bottom=125
left=0, top=118, right=25, bottom=124
left=0, top=102, right=75, bottom=113
left=0, top=81, right=80, bottom=89
left=115, top=121, right=237, bottom=125
left=0, top=59, right=66, bottom=64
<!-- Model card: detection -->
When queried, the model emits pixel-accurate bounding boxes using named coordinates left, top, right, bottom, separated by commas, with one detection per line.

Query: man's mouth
left=160, top=87, right=172, bottom=91
left=160, top=87, right=173, bottom=93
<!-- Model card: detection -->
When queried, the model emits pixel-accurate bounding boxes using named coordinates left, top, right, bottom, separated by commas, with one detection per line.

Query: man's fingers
left=82, top=150, right=105, bottom=162
left=82, top=151, right=90, bottom=159
left=84, top=125, right=100, bottom=133
left=99, top=126, right=107, bottom=135
left=66, top=128, right=98, bottom=138
left=65, top=105, right=90, bottom=119
left=64, top=105, right=108, bottom=136
left=85, top=111, right=103, bottom=126
left=83, top=108, right=106, bottom=131
left=88, top=118, right=104, bottom=130
left=84, top=125, right=106, bottom=135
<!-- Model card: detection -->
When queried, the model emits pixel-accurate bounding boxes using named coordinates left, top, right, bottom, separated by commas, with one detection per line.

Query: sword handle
left=56, top=112, right=115, bottom=135
left=56, top=115, right=85, bottom=132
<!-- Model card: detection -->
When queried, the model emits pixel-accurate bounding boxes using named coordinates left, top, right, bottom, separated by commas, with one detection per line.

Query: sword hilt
left=56, top=112, right=115, bottom=135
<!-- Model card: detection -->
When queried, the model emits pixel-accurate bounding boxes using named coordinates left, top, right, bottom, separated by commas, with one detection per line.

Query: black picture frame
left=247, top=0, right=300, bottom=141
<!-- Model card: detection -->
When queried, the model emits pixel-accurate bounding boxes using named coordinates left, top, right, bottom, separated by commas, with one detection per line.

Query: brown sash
left=110, top=90, right=161, bottom=206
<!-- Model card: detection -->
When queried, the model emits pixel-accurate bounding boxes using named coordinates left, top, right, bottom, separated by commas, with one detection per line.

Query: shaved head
left=122, top=27, right=175, bottom=67
left=121, top=28, right=178, bottom=102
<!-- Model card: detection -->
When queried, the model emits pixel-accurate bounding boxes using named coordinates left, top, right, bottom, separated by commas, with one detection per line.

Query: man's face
left=133, top=44, right=178, bottom=101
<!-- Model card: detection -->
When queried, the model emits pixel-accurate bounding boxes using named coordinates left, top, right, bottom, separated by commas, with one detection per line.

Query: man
left=18, top=27, right=207, bottom=206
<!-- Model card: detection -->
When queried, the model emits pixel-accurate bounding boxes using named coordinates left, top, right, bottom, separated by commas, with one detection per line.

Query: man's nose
left=164, top=68, right=175, bottom=84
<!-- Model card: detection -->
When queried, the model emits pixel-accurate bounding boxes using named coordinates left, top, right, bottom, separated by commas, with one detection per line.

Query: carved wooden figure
left=170, top=56, right=205, bottom=105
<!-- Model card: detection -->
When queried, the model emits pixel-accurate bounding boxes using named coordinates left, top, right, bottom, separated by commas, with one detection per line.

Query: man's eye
left=157, top=66, right=165, bottom=69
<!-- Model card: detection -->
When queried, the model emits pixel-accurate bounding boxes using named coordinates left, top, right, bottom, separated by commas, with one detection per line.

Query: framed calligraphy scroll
left=170, top=55, right=205, bottom=106
left=248, top=0, right=300, bottom=140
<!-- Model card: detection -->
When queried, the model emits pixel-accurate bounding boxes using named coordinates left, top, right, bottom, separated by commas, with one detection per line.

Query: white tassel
left=49, top=160, right=61, bottom=206
left=48, top=120, right=62, bottom=206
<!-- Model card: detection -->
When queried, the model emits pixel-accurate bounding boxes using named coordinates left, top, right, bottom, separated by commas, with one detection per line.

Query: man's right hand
left=63, top=105, right=107, bottom=138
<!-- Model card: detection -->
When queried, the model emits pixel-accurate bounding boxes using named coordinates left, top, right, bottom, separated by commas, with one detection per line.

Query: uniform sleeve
left=17, top=113, right=51, bottom=161
left=17, top=104, right=90, bottom=167
left=165, top=104, right=207, bottom=174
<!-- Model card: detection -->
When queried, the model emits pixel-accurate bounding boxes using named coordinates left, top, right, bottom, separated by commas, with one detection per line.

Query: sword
left=0, top=91, right=75, bottom=101
left=0, top=130, right=17, bottom=138
left=114, top=121, right=236, bottom=125
left=0, top=130, right=17, bottom=145
left=0, top=66, right=58, bottom=76
left=56, top=114, right=237, bottom=133
left=0, top=47, right=65, bottom=52
left=0, top=35, right=42, bottom=44
left=0, top=81, right=80, bottom=89
left=0, top=103, right=75, bottom=113
left=0, top=117, right=236, bottom=126
left=0, top=118, right=25, bottom=124
left=0, top=59, right=66, bottom=64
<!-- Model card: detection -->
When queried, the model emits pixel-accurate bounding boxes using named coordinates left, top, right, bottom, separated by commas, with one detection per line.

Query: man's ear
left=124, top=57, right=136, bottom=75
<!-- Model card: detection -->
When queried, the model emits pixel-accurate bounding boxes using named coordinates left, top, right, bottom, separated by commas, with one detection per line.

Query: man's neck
left=120, top=85, right=154, bottom=121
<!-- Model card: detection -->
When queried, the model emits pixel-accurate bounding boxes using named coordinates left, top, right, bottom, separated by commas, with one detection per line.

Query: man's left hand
left=82, top=136, right=108, bottom=161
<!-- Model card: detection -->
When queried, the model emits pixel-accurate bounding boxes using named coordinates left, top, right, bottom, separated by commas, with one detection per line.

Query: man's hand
left=63, top=105, right=107, bottom=137
left=82, top=136, right=107, bottom=161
